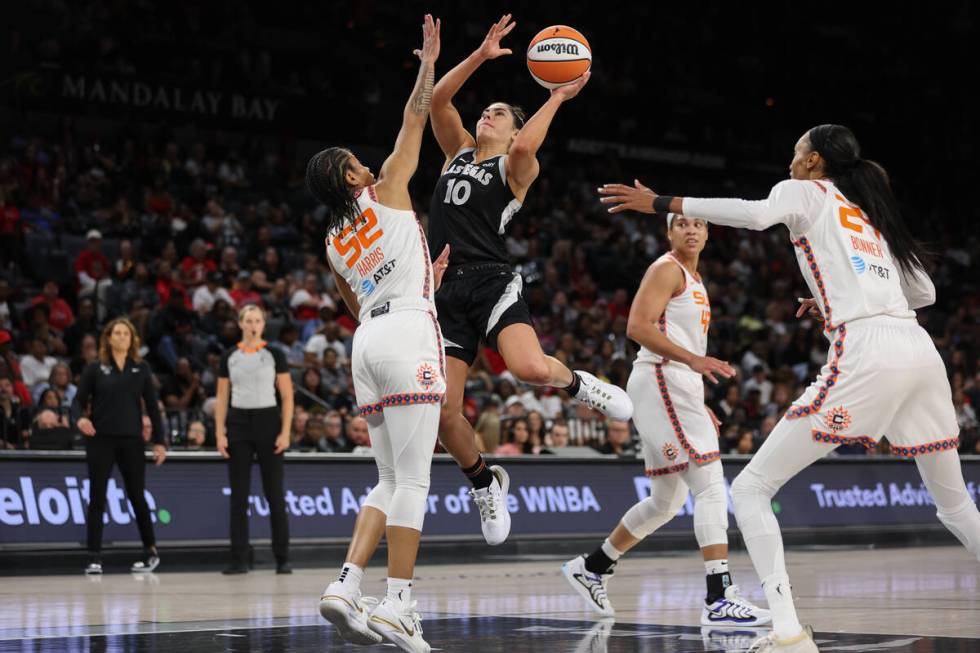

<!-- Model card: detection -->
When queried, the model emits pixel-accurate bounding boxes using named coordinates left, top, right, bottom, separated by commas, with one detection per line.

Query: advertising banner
left=1, top=455, right=978, bottom=547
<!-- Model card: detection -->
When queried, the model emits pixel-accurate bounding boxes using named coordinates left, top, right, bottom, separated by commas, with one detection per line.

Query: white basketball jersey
left=326, top=185, right=435, bottom=322
left=636, top=253, right=710, bottom=366
left=786, top=180, right=913, bottom=330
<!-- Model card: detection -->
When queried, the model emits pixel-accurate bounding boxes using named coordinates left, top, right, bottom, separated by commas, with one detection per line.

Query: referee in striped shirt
left=215, top=304, right=294, bottom=574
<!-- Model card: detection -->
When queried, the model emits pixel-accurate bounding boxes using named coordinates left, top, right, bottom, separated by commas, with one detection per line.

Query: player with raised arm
left=308, top=16, right=447, bottom=653
left=561, top=213, right=770, bottom=628
left=428, top=14, right=632, bottom=547
left=600, top=124, right=980, bottom=652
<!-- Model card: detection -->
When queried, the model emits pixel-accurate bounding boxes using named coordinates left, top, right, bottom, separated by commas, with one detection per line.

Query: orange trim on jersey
left=654, top=363, right=721, bottom=465
left=786, top=324, right=847, bottom=420
left=237, top=340, right=268, bottom=354
left=367, top=185, right=378, bottom=202
left=811, top=180, right=828, bottom=194
left=646, top=462, right=690, bottom=477
left=666, top=251, right=702, bottom=283
left=792, top=237, right=835, bottom=332
left=890, top=437, right=960, bottom=458
left=811, top=429, right=876, bottom=450
left=358, top=392, right=444, bottom=416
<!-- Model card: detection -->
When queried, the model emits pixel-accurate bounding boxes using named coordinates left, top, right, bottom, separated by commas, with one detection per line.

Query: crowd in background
left=1, top=1, right=977, bottom=457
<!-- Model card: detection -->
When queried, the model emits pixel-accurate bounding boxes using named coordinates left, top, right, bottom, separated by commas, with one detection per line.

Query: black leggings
left=85, top=436, right=155, bottom=554
left=227, top=408, right=289, bottom=560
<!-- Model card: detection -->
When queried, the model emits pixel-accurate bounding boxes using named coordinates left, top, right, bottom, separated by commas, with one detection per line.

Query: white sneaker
left=130, top=553, right=160, bottom=573
left=84, top=561, right=102, bottom=575
left=573, top=371, right=633, bottom=421
left=748, top=626, right=819, bottom=652
left=319, top=581, right=382, bottom=645
left=368, top=596, right=431, bottom=653
left=573, top=617, right=615, bottom=653
left=701, top=584, right=771, bottom=626
left=701, top=625, right=761, bottom=652
left=469, top=465, right=511, bottom=546
left=561, top=554, right=615, bottom=617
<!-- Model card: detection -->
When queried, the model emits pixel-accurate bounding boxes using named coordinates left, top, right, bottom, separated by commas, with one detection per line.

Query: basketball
left=526, top=25, right=592, bottom=90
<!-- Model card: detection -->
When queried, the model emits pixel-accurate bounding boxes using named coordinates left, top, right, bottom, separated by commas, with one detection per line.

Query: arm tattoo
left=409, top=62, right=434, bottom=115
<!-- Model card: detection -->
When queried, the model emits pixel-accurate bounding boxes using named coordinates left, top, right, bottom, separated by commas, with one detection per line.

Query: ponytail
left=807, top=124, right=930, bottom=274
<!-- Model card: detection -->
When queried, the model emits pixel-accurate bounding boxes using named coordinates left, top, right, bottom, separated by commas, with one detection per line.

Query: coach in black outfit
left=71, top=317, right=166, bottom=575
left=215, top=304, right=294, bottom=574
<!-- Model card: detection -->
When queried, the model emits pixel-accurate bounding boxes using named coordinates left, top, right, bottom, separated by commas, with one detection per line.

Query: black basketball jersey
left=428, top=148, right=522, bottom=266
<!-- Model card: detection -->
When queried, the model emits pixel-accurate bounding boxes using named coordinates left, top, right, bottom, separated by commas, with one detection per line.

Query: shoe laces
left=469, top=486, right=499, bottom=522
left=401, top=600, right=423, bottom=635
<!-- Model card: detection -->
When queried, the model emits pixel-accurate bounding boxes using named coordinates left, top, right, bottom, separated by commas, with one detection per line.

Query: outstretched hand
left=433, top=245, right=451, bottom=291
left=795, top=297, right=824, bottom=321
left=551, top=70, right=591, bottom=101
left=413, top=14, right=441, bottom=64
left=477, top=14, right=515, bottom=59
left=598, top=179, right=657, bottom=214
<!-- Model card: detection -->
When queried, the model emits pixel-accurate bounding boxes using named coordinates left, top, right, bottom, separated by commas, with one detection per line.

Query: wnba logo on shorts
left=662, top=443, right=679, bottom=461
left=416, top=363, right=437, bottom=389
left=824, top=406, right=852, bottom=432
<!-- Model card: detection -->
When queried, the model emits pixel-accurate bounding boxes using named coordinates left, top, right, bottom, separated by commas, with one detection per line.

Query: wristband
left=653, top=195, right=674, bottom=213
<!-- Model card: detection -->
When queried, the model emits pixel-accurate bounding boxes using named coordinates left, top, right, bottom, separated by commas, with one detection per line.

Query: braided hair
left=807, top=124, right=930, bottom=274
left=305, top=147, right=361, bottom=233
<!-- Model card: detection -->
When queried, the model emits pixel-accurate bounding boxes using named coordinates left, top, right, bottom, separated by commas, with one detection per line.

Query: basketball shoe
left=368, top=596, right=430, bottom=653
left=573, top=371, right=633, bottom=421
left=561, top=554, right=615, bottom=617
left=319, top=581, right=382, bottom=645
left=701, top=585, right=771, bottom=626
left=748, top=626, right=819, bottom=652
left=701, top=626, right=761, bottom=652
left=130, top=550, right=160, bottom=573
left=469, top=465, right=510, bottom=545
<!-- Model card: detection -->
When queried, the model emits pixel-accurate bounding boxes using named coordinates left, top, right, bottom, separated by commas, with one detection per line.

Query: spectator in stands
left=193, top=271, right=234, bottom=315
left=74, top=229, right=112, bottom=300
left=162, top=357, right=205, bottom=411
left=495, top=417, right=535, bottom=456
left=31, top=281, right=74, bottom=331
left=180, top=239, right=216, bottom=288
left=270, top=322, right=306, bottom=374
left=527, top=411, right=547, bottom=453
left=291, top=415, right=328, bottom=452
left=320, top=348, right=350, bottom=404
left=0, top=332, right=30, bottom=405
left=304, top=321, right=348, bottom=364
left=544, top=422, right=571, bottom=452
left=64, top=298, right=98, bottom=354
left=70, top=333, right=99, bottom=381
left=953, top=389, right=977, bottom=451
left=346, top=416, right=371, bottom=454
left=0, top=376, right=29, bottom=448
left=114, top=239, right=138, bottom=282
left=0, top=279, right=12, bottom=331
left=595, top=420, right=635, bottom=456
left=743, top=365, right=773, bottom=405
left=263, top=278, right=292, bottom=320
left=318, top=410, right=350, bottom=453
left=735, top=429, right=756, bottom=455
left=25, top=303, right=67, bottom=355
left=230, top=270, right=263, bottom=308
left=20, top=338, right=57, bottom=388
left=290, top=273, right=333, bottom=324
left=474, top=397, right=502, bottom=454
left=32, top=362, right=76, bottom=408
left=183, top=420, right=208, bottom=450
left=295, top=367, right=329, bottom=411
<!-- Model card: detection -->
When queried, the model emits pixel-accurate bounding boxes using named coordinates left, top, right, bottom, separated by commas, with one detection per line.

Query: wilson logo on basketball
left=662, top=443, right=679, bottom=461
left=536, top=42, right=580, bottom=56
left=416, top=363, right=437, bottom=389
left=824, top=406, right=852, bottom=432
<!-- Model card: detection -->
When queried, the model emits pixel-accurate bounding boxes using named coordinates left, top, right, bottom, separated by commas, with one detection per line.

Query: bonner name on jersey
left=444, top=162, right=494, bottom=186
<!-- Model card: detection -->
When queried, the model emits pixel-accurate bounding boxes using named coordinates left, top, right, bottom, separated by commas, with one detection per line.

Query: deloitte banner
left=0, top=454, right=978, bottom=547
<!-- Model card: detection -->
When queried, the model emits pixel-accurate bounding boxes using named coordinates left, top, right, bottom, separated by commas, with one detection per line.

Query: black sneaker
left=223, top=553, right=249, bottom=575
left=84, top=555, right=103, bottom=575
left=131, top=550, right=160, bottom=573
left=276, top=558, right=292, bottom=575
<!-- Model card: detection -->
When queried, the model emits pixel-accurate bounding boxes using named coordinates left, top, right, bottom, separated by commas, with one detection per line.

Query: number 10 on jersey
left=443, top=179, right=471, bottom=206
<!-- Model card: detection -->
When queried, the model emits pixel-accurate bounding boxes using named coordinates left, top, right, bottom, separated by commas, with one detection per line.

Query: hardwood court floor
left=1, top=546, right=978, bottom=651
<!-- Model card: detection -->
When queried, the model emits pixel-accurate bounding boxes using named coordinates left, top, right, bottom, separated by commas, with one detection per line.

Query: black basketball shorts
left=434, top=263, right=533, bottom=366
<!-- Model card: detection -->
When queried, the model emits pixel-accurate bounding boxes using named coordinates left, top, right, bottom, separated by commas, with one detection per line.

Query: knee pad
left=362, top=472, right=396, bottom=515
left=623, top=488, right=687, bottom=540
left=692, top=480, right=729, bottom=548
left=936, top=497, right=980, bottom=560
left=386, top=476, right=432, bottom=532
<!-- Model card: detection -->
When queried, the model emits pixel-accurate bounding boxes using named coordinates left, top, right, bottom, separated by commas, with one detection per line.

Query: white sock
left=600, top=539, right=623, bottom=561
left=762, top=573, right=803, bottom=640
left=387, top=577, right=413, bottom=605
left=338, top=562, right=363, bottom=590
left=704, top=559, right=729, bottom=575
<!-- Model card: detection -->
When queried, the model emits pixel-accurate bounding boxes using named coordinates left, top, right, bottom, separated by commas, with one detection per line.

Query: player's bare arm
left=375, top=14, right=440, bottom=209
left=506, top=71, right=590, bottom=196
left=627, top=260, right=734, bottom=384
left=430, top=14, right=515, bottom=163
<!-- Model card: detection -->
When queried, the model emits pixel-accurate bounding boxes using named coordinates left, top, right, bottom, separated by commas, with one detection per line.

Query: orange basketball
left=526, top=25, right=592, bottom=90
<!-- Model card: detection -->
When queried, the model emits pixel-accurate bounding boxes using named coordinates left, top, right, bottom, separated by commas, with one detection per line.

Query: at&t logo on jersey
left=372, top=259, right=397, bottom=284
left=416, top=363, right=437, bottom=389
left=361, top=278, right=375, bottom=296
left=850, top=255, right=866, bottom=275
